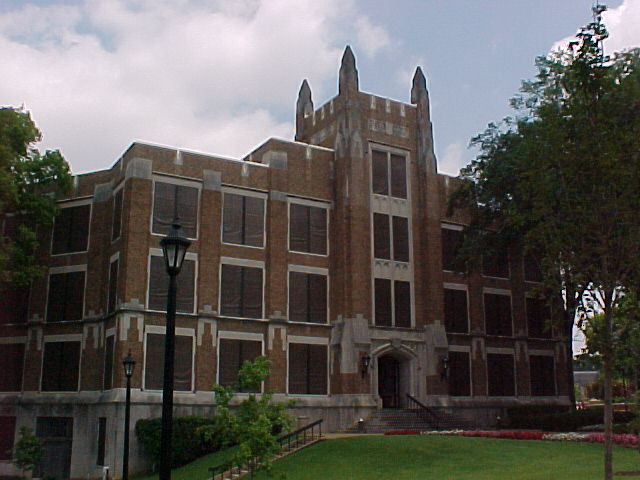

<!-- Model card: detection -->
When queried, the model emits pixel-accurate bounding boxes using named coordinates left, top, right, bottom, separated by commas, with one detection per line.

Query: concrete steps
left=346, top=408, right=476, bottom=433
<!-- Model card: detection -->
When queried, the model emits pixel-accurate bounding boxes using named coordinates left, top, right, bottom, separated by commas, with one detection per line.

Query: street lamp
left=159, top=221, right=191, bottom=480
left=122, top=351, right=136, bottom=480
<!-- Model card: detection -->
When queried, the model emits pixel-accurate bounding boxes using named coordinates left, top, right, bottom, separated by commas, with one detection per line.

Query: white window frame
left=216, top=331, right=265, bottom=392
left=287, top=197, right=330, bottom=257
left=45, top=264, right=88, bottom=323
left=146, top=248, right=198, bottom=314
left=150, top=174, right=202, bottom=241
left=286, top=336, right=330, bottom=396
left=218, top=257, right=265, bottom=320
left=287, top=265, right=329, bottom=324
left=220, top=187, right=268, bottom=249
left=142, top=325, right=196, bottom=392
left=482, top=288, right=513, bottom=337
left=40, top=334, right=83, bottom=393
left=50, top=198, right=93, bottom=256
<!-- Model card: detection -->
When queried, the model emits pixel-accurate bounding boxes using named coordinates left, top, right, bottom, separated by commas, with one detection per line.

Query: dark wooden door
left=378, top=356, right=400, bottom=408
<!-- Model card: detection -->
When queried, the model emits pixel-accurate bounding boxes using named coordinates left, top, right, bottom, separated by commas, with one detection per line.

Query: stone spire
left=295, top=79, right=314, bottom=141
left=339, top=45, right=359, bottom=95
left=411, top=66, right=437, bottom=173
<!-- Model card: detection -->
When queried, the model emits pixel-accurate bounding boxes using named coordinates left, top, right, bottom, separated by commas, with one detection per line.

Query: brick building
left=0, top=47, right=569, bottom=479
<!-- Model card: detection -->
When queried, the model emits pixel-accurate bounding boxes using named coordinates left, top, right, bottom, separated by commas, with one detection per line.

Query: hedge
left=508, top=407, right=636, bottom=431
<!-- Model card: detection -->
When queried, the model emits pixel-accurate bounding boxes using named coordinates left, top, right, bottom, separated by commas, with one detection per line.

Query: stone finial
left=339, top=45, right=359, bottom=94
left=296, top=79, right=313, bottom=115
left=411, top=66, right=428, bottom=104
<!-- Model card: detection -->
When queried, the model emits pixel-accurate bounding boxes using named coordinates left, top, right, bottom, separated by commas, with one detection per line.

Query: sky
left=1, top=0, right=639, bottom=176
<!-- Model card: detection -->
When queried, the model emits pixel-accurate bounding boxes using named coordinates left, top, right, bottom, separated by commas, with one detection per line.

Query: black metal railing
left=209, top=419, right=323, bottom=480
left=406, top=394, right=440, bottom=428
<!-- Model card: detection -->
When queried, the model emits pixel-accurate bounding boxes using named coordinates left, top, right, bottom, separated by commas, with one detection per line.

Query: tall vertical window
left=103, top=335, right=114, bottom=390
left=448, top=351, right=471, bottom=396
left=222, top=192, right=265, bottom=247
left=289, top=271, right=327, bottom=323
left=152, top=181, right=199, bottom=238
left=526, top=297, right=552, bottom=338
left=51, top=204, right=91, bottom=254
left=487, top=353, right=515, bottom=396
left=0, top=417, right=16, bottom=461
left=46, top=270, right=85, bottom=322
left=371, top=150, right=407, bottom=199
left=148, top=254, right=196, bottom=313
left=530, top=355, right=556, bottom=396
left=144, top=333, right=193, bottom=391
left=97, top=417, right=107, bottom=466
left=0, top=285, right=28, bottom=324
left=0, top=343, right=24, bottom=391
left=441, top=227, right=463, bottom=272
left=444, top=288, right=468, bottom=333
left=288, top=343, right=328, bottom=395
left=108, top=258, right=118, bottom=313
left=112, top=189, right=123, bottom=241
left=374, top=278, right=411, bottom=327
left=374, top=214, right=409, bottom=262
left=218, top=338, right=262, bottom=392
left=484, top=292, right=512, bottom=336
left=289, top=203, right=327, bottom=255
left=220, top=264, right=263, bottom=319
left=41, top=341, right=81, bottom=392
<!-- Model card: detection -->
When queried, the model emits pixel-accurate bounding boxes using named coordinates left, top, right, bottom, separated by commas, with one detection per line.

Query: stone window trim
left=369, top=144, right=410, bottom=200
left=142, top=325, right=196, bottom=392
left=485, top=349, right=516, bottom=397
left=221, top=187, right=268, bottom=249
left=111, top=182, right=125, bottom=243
left=286, top=336, right=330, bottom=396
left=150, top=175, right=201, bottom=241
left=287, top=265, right=329, bottom=325
left=482, top=288, right=513, bottom=337
left=50, top=198, right=92, bottom=256
left=216, top=331, right=264, bottom=393
left=218, top=257, right=265, bottom=320
left=443, top=283, right=470, bottom=334
left=287, top=198, right=330, bottom=257
left=146, top=248, right=198, bottom=315
left=40, top=334, right=82, bottom=393
left=46, top=265, right=87, bottom=323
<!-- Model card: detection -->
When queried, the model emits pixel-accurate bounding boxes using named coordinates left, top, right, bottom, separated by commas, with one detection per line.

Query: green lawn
left=251, top=435, right=640, bottom=480
left=130, top=446, right=237, bottom=480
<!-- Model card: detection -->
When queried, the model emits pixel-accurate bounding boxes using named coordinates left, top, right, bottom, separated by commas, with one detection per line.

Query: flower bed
left=384, top=429, right=421, bottom=435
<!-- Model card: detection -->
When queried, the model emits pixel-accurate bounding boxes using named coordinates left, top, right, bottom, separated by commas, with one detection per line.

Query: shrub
left=508, top=407, right=636, bottom=431
left=135, top=415, right=220, bottom=469
left=384, top=430, right=420, bottom=435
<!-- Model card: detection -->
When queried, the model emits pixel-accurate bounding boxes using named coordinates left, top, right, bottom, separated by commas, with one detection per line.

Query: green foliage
left=508, top=407, right=635, bottom=431
left=0, top=107, right=71, bottom=287
left=11, top=426, right=43, bottom=478
left=135, top=416, right=220, bottom=469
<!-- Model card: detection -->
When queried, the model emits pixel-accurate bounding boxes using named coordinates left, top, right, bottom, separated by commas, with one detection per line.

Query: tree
left=0, top=107, right=71, bottom=287
left=200, top=356, right=294, bottom=477
left=11, top=426, right=43, bottom=479
left=449, top=10, right=640, bottom=479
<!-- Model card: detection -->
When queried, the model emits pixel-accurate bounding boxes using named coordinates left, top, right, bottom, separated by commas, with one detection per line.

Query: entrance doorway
left=378, top=356, right=400, bottom=408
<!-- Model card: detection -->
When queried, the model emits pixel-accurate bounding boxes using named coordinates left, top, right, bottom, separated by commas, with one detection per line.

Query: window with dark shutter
left=288, top=343, right=327, bottom=395
left=220, top=264, right=263, bottom=319
left=152, top=182, right=198, bottom=238
left=41, top=341, right=80, bottom=392
left=289, top=272, right=327, bottom=323
left=46, top=271, right=85, bottom=322
left=444, top=289, right=468, bottom=333
left=148, top=256, right=195, bottom=313
left=289, top=203, right=327, bottom=255
left=52, top=204, right=91, bottom=254
left=0, top=416, right=16, bottom=461
left=112, top=189, right=123, bottom=241
left=526, top=297, right=552, bottom=338
left=222, top=193, right=265, bottom=247
left=448, top=351, right=471, bottom=396
left=103, top=336, right=114, bottom=390
left=523, top=254, right=543, bottom=282
left=0, top=284, right=29, bottom=324
left=0, top=343, right=24, bottom=391
left=374, top=279, right=392, bottom=326
left=218, top=339, right=262, bottom=392
left=97, top=417, right=106, bottom=466
left=392, top=216, right=409, bottom=262
left=371, top=150, right=389, bottom=195
left=144, top=333, right=193, bottom=391
left=484, top=293, right=512, bottom=336
left=482, top=249, right=510, bottom=279
left=390, top=154, right=407, bottom=199
left=394, top=281, right=411, bottom=327
left=487, top=353, right=515, bottom=396
left=373, top=213, right=390, bottom=259
left=441, top=228, right=463, bottom=272
left=108, top=259, right=118, bottom=313
left=530, top=355, right=556, bottom=396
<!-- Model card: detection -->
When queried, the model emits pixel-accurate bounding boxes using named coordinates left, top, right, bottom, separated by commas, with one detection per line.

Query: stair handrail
left=405, top=394, right=440, bottom=428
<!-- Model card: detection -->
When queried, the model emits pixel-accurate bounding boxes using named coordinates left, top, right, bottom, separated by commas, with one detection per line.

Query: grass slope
left=252, top=436, right=640, bottom=480
left=130, top=447, right=237, bottom=480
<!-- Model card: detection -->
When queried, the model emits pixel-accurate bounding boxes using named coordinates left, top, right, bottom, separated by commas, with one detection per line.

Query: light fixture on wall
left=361, top=354, right=371, bottom=378
left=440, top=356, right=449, bottom=381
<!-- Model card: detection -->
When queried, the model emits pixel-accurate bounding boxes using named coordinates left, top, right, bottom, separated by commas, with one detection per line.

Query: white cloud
left=0, top=0, right=392, bottom=173
left=550, top=0, right=640, bottom=54
left=439, top=142, right=465, bottom=176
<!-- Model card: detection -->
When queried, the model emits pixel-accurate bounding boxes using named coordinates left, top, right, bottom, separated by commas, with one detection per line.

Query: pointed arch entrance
left=373, top=344, right=417, bottom=409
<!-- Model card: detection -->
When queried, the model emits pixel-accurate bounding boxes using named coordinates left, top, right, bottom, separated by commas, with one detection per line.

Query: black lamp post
left=122, top=351, right=136, bottom=480
left=159, top=221, right=191, bottom=480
